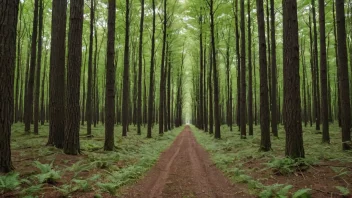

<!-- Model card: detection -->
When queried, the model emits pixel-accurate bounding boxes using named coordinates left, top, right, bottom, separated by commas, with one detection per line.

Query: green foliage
left=259, top=184, right=293, bottom=198
left=292, top=188, right=311, bottom=198
left=33, top=161, right=61, bottom=184
left=97, top=182, right=118, bottom=195
left=330, top=166, right=350, bottom=178
left=335, top=186, right=350, bottom=196
left=0, top=172, right=21, bottom=193
left=21, top=184, right=43, bottom=195
left=265, top=158, right=317, bottom=175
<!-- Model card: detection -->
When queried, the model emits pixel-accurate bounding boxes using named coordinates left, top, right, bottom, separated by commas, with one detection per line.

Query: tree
left=239, top=0, right=246, bottom=139
left=24, top=0, right=39, bottom=133
left=86, top=0, right=95, bottom=137
left=159, top=0, right=167, bottom=135
left=247, top=1, right=253, bottom=136
left=137, top=0, right=145, bottom=135
left=0, top=0, right=19, bottom=173
left=335, top=0, right=351, bottom=150
left=48, top=0, right=67, bottom=148
left=104, top=0, right=116, bottom=151
left=64, top=0, right=84, bottom=155
left=122, top=0, right=131, bottom=136
left=319, top=0, right=330, bottom=143
left=257, top=0, right=271, bottom=151
left=283, top=0, right=305, bottom=158
left=147, top=0, right=156, bottom=138
left=34, top=0, right=44, bottom=135
left=270, top=0, right=278, bottom=136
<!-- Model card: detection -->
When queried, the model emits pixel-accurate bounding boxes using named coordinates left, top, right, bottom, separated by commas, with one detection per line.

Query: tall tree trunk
left=40, top=50, right=48, bottom=125
left=48, top=0, right=67, bottom=148
left=257, top=0, right=271, bottom=151
left=147, top=0, right=156, bottom=138
left=0, top=0, right=19, bottom=173
left=137, top=0, right=145, bottom=135
left=248, top=0, right=253, bottom=135
left=283, top=0, right=305, bottom=158
left=15, top=3, right=22, bottom=123
left=64, top=0, right=84, bottom=155
left=86, top=0, right=95, bottom=136
left=24, top=0, right=39, bottom=132
left=122, top=0, right=130, bottom=136
left=159, top=0, right=167, bottom=135
left=240, top=0, right=246, bottom=138
left=104, top=0, right=116, bottom=151
left=34, top=0, right=44, bottom=135
left=335, top=0, right=351, bottom=150
left=270, top=0, right=278, bottom=136
left=319, top=0, right=330, bottom=143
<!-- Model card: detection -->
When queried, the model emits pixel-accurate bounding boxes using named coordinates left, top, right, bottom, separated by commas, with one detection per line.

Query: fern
left=33, top=161, right=61, bottom=184
left=335, top=186, right=350, bottom=196
left=0, top=172, right=21, bottom=193
left=292, top=188, right=311, bottom=198
left=97, top=182, right=118, bottom=195
left=21, top=184, right=43, bottom=195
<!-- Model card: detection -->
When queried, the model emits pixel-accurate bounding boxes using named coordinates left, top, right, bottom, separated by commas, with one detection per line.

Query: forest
left=0, top=0, right=352, bottom=197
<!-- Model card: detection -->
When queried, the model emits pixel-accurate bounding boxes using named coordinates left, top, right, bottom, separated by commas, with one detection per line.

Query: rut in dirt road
left=123, top=126, right=251, bottom=198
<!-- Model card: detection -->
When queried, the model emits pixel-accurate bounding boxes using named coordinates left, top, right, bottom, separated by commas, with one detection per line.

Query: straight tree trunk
left=24, top=0, right=39, bottom=132
left=48, top=0, right=67, bottom=148
left=257, top=0, right=271, bottom=151
left=86, top=0, right=95, bottom=136
left=283, top=0, right=305, bottom=158
left=335, top=0, right=351, bottom=150
left=147, top=0, right=156, bottom=138
left=104, top=0, right=116, bottom=151
left=34, top=0, right=44, bottom=135
left=122, top=0, right=131, bottom=136
left=137, top=0, right=145, bottom=135
left=64, top=0, right=84, bottom=155
left=40, top=50, right=48, bottom=125
left=248, top=0, right=253, bottom=136
left=270, top=0, right=278, bottom=136
left=319, top=0, right=330, bottom=143
left=240, top=0, right=246, bottom=138
left=159, top=0, right=167, bottom=135
left=0, top=0, right=19, bottom=173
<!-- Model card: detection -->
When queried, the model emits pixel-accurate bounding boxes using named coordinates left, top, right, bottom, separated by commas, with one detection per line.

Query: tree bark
left=64, top=0, right=84, bottom=155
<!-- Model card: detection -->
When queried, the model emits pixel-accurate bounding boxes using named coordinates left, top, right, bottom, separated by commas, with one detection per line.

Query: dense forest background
left=1, top=0, right=352, bottom=197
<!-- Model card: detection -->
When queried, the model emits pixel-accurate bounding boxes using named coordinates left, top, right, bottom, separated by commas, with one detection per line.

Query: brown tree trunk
left=137, top=0, right=145, bottom=135
left=48, top=0, right=67, bottom=148
left=283, top=0, right=305, bottom=158
left=24, top=0, right=39, bottom=132
left=64, top=0, right=84, bottom=155
left=240, top=0, right=246, bottom=138
left=0, top=0, right=19, bottom=173
left=270, top=0, right=278, bottom=136
left=257, top=0, right=271, bottom=151
left=248, top=0, right=253, bottom=135
left=122, top=0, right=130, bottom=136
left=319, top=0, right=330, bottom=143
left=159, top=0, right=167, bottom=135
left=104, top=0, right=116, bottom=151
left=147, top=0, right=156, bottom=138
left=335, top=0, right=351, bottom=150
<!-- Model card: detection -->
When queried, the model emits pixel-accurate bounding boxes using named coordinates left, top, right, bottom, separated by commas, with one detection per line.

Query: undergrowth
left=3, top=123, right=182, bottom=197
left=192, top=124, right=351, bottom=197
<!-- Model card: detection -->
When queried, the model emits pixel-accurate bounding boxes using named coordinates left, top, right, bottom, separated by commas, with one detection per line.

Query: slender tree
left=24, top=0, right=39, bottom=133
left=48, top=0, right=67, bottom=148
left=122, top=0, right=131, bottom=136
left=240, top=0, right=246, bottom=139
left=335, top=0, right=351, bottom=150
left=104, top=0, right=116, bottom=151
left=0, top=0, right=19, bottom=173
left=248, top=0, right=253, bottom=136
left=283, top=0, right=305, bottom=158
left=319, top=0, right=329, bottom=143
left=64, top=0, right=84, bottom=155
left=137, top=0, right=145, bottom=135
left=257, top=0, right=271, bottom=151
left=270, top=0, right=278, bottom=136
left=159, top=0, right=167, bottom=135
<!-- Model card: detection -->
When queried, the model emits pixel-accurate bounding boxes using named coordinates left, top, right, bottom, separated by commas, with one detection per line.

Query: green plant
left=259, top=184, right=292, bottom=198
left=0, top=172, right=21, bottom=193
left=292, top=188, right=311, bottom=198
left=335, top=186, right=350, bottom=196
left=21, top=184, right=43, bottom=196
left=331, top=166, right=350, bottom=178
left=72, top=179, right=90, bottom=192
left=33, top=161, right=61, bottom=184
left=265, top=158, right=315, bottom=175
left=97, top=182, right=118, bottom=195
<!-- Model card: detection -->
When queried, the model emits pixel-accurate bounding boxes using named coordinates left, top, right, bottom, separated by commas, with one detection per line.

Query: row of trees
left=0, top=0, right=187, bottom=173
left=189, top=0, right=352, bottom=157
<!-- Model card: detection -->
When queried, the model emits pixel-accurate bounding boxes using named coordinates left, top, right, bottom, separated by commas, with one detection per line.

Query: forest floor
left=1, top=123, right=183, bottom=198
left=192, top=124, right=352, bottom=198
left=122, top=125, right=251, bottom=198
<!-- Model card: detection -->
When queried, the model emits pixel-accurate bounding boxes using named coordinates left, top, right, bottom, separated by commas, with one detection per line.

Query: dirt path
left=123, top=126, right=251, bottom=198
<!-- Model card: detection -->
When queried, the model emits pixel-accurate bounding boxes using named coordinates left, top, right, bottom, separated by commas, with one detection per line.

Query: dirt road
left=123, top=126, right=251, bottom=198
